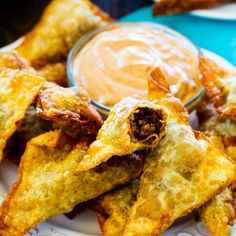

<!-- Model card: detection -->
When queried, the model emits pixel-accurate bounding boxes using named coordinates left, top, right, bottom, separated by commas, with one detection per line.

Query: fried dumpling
left=200, top=57, right=236, bottom=121
left=0, top=51, right=34, bottom=73
left=153, top=0, right=234, bottom=16
left=197, top=99, right=236, bottom=235
left=0, top=130, right=145, bottom=236
left=123, top=68, right=235, bottom=236
left=36, top=62, right=68, bottom=87
left=36, top=82, right=102, bottom=139
left=16, top=0, right=113, bottom=67
left=200, top=181, right=236, bottom=236
left=5, top=105, right=52, bottom=164
left=0, top=69, right=45, bottom=161
left=197, top=98, right=236, bottom=161
left=93, top=181, right=139, bottom=236
left=77, top=97, right=168, bottom=171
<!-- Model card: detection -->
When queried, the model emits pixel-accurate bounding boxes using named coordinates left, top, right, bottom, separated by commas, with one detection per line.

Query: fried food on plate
left=200, top=57, right=236, bottom=121
left=196, top=99, right=236, bottom=236
left=0, top=51, right=34, bottom=73
left=36, top=82, right=102, bottom=139
left=93, top=181, right=139, bottom=236
left=36, top=62, right=68, bottom=87
left=153, top=0, right=235, bottom=16
left=0, top=52, right=68, bottom=86
left=0, top=130, right=145, bottom=236
left=200, top=181, right=236, bottom=236
left=197, top=98, right=236, bottom=160
left=77, top=97, right=168, bottom=171
left=122, top=68, right=235, bottom=236
left=5, top=105, right=52, bottom=164
left=0, top=69, right=45, bottom=161
left=16, top=0, right=113, bottom=67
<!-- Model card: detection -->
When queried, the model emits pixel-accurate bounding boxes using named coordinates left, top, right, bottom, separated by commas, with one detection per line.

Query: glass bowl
left=67, top=22, right=204, bottom=117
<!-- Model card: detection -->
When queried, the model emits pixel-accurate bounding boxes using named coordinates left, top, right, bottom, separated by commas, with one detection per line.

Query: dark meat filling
left=130, top=108, right=164, bottom=144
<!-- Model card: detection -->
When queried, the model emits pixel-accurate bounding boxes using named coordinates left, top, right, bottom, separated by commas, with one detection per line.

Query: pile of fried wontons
left=0, top=0, right=236, bottom=236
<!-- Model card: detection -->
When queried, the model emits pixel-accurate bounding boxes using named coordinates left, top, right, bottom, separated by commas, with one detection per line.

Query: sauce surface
left=73, top=24, right=201, bottom=107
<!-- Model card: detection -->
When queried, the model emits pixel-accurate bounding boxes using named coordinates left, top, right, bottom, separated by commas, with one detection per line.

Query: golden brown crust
left=5, top=105, right=52, bottom=164
left=196, top=98, right=236, bottom=235
left=200, top=57, right=236, bottom=121
left=0, top=130, right=145, bottom=236
left=122, top=67, right=235, bottom=236
left=16, top=0, right=113, bottom=67
left=148, top=67, right=189, bottom=124
left=0, top=69, right=45, bottom=161
left=0, top=51, right=34, bottom=73
left=93, top=182, right=139, bottom=236
left=200, top=182, right=236, bottom=236
left=36, top=82, right=102, bottom=139
left=153, top=0, right=235, bottom=16
left=77, top=97, right=168, bottom=171
left=36, top=62, right=68, bottom=87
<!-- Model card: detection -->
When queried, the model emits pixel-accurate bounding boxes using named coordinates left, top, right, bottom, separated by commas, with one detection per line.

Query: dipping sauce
left=73, top=24, right=201, bottom=107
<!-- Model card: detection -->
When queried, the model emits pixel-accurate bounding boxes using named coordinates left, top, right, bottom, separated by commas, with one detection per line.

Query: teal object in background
left=120, top=6, right=236, bottom=65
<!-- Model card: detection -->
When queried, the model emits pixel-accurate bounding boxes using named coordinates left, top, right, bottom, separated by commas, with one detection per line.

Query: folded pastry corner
left=36, top=82, right=102, bottom=139
left=93, top=181, right=139, bottom=236
left=200, top=182, right=236, bottom=236
left=0, top=69, right=45, bottom=161
left=196, top=97, right=236, bottom=235
left=77, top=96, right=168, bottom=172
left=16, top=0, right=113, bottom=67
left=200, top=57, right=236, bottom=121
left=0, top=51, right=34, bottom=73
left=0, top=130, right=145, bottom=236
left=122, top=67, right=235, bottom=236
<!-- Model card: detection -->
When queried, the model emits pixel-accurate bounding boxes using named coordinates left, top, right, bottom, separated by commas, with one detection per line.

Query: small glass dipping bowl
left=67, top=22, right=204, bottom=117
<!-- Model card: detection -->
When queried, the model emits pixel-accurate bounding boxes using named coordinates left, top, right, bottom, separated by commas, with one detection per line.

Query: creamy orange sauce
left=73, top=24, right=201, bottom=107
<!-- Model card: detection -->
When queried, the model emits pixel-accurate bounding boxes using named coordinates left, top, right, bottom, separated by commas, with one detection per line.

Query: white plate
left=191, top=3, right=236, bottom=20
left=0, top=50, right=234, bottom=236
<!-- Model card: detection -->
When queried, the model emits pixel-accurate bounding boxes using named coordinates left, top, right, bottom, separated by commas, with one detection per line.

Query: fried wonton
left=36, top=82, right=102, bottom=139
left=0, top=69, right=45, bottom=161
left=0, top=51, right=34, bottom=73
left=0, top=130, right=145, bottom=236
left=5, top=105, right=52, bottom=164
left=93, top=181, right=139, bottom=236
left=196, top=99, right=236, bottom=235
left=0, top=52, right=68, bottom=86
left=36, top=62, right=68, bottom=87
left=16, top=0, right=113, bottom=67
left=122, top=68, right=235, bottom=236
left=200, top=57, right=236, bottom=121
left=77, top=97, right=168, bottom=171
left=153, top=0, right=235, bottom=16
left=197, top=98, right=236, bottom=161
left=200, top=182, right=236, bottom=236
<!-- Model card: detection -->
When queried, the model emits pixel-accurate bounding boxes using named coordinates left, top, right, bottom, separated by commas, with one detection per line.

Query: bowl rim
left=67, top=21, right=204, bottom=114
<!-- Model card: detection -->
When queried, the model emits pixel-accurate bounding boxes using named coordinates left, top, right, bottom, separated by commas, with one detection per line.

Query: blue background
left=119, top=6, right=236, bottom=65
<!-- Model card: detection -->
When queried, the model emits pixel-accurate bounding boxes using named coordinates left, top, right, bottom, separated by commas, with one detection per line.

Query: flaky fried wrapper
left=16, top=0, right=113, bottom=67
left=93, top=181, right=139, bottom=236
left=0, top=130, right=145, bottom=236
left=196, top=95, right=236, bottom=236
left=200, top=57, right=236, bottom=121
left=36, top=82, right=102, bottom=139
left=0, top=69, right=45, bottom=161
left=200, top=181, right=236, bottom=236
left=77, top=97, right=168, bottom=172
left=122, top=68, right=235, bottom=236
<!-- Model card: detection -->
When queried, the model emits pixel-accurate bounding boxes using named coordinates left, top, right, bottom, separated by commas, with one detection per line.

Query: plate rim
left=191, top=3, right=236, bottom=20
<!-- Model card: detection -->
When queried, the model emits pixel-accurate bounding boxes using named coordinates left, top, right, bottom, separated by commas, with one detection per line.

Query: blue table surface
left=120, top=6, right=236, bottom=66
